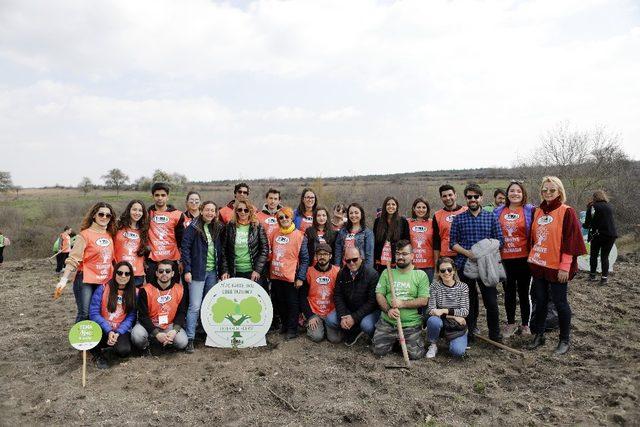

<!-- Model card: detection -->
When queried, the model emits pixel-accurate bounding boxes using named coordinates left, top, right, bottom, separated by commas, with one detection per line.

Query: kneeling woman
left=89, top=261, right=137, bottom=368
left=425, top=257, right=470, bottom=358
left=269, top=207, right=310, bottom=340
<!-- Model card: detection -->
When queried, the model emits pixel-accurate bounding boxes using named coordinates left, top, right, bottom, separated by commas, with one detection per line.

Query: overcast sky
left=1, top=0, right=639, bottom=187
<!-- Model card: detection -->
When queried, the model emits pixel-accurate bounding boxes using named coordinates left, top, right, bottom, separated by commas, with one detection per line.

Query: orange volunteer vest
left=100, top=286, right=127, bottom=331
left=434, top=207, right=468, bottom=257
left=408, top=218, right=434, bottom=268
left=142, top=282, right=184, bottom=330
left=148, top=209, right=182, bottom=261
left=60, top=233, right=71, bottom=253
left=114, top=227, right=145, bottom=276
left=218, top=205, right=234, bottom=224
left=270, top=229, right=305, bottom=283
left=79, top=228, right=114, bottom=285
left=499, top=207, right=529, bottom=259
left=306, top=265, right=339, bottom=317
left=528, top=204, right=569, bottom=269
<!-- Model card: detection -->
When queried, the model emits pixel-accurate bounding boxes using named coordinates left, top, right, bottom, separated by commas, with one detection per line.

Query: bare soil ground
left=1, top=256, right=638, bottom=426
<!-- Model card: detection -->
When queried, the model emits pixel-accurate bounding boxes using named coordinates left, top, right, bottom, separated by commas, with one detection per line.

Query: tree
left=151, top=169, right=189, bottom=191
left=133, top=176, right=152, bottom=192
left=211, top=296, right=263, bottom=347
left=78, top=177, right=93, bottom=195
left=0, top=171, right=13, bottom=192
left=101, top=168, right=129, bottom=196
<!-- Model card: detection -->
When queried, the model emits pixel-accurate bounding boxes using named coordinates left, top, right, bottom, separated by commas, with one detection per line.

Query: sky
left=1, top=0, right=639, bottom=188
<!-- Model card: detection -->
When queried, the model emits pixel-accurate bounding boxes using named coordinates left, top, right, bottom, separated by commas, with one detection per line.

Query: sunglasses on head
left=345, top=257, right=359, bottom=264
left=157, top=268, right=172, bottom=274
left=439, top=267, right=453, bottom=273
left=116, top=270, right=131, bottom=277
left=97, top=212, right=112, bottom=218
left=466, top=194, right=481, bottom=200
left=236, top=208, right=250, bottom=213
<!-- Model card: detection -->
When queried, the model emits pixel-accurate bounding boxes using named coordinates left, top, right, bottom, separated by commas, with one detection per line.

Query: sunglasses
left=541, top=188, right=557, bottom=193
left=345, top=257, right=360, bottom=264
left=157, top=268, right=172, bottom=274
left=439, top=267, right=453, bottom=273
left=278, top=215, right=290, bottom=220
left=236, top=190, right=249, bottom=195
left=116, top=270, right=131, bottom=277
left=466, top=195, right=481, bottom=200
left=97, top=212, right=112, bottom=218
left=236, top=208, right=250, bottom=213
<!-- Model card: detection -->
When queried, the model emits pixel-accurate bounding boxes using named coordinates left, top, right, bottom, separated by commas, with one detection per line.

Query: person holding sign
left=494, top=181, right=536, bottom=337
left=89, top=261, right=137, bottom=368
left=269, top=207, right=310, bottom=340
left=132, top=260, right=189, bottom=353
left=114, top=200, right=149, bottom=287
left=372, top=240, right=430, bottom=360
left=408, top=198, right=435, bottom=282
left=527, top=177, right=586, bottom=355
left=301, top=243, right=341, bottom=343
left=373, top=196, right=410, bottom=275
left=55, top=202, right=116, bottom=323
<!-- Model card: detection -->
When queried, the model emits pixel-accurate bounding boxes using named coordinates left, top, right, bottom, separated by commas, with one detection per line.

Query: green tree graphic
left=211, top=296, right=262, bottom=347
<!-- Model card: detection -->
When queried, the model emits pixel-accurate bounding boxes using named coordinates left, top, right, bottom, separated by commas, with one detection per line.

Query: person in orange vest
left=183, top=191, right=201, bottom=228
left=432, top=184, right=467, bottom=265
left=301, top=243, right=341, bottom=343
left=147, top=182, right=185, bottom=280
left=131, top=260, right=189, bottom=354
left=257, top=188, right=283, bottom=245
left=56, top=202, right=117, bottom=323
left=527, top=176, right=586, bottom=355
left=114, top=200, right=149, bottom=287
left=372, top=196, right=410, bottom=274
left=293, top=188, right=317, bottom=233
left=55, top=226, right=73, bottom=273
left=218, top=183, right=251, bottom=224
left=269, top=206, right=310, bottom=340
left=408, top=197, right=435, bottom=283
left=89, top=261, right=137, bottom=369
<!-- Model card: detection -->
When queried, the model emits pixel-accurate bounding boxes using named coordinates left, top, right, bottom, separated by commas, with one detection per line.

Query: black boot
left=527, top=334, right=545, bottom=350
left=185, top=339, right=195, bottom=354
left=93, top=352, right=109, bottom=369
left=554, top=339, right=570, bottom=355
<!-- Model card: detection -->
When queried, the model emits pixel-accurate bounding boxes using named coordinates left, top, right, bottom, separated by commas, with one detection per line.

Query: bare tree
left=101, top=168, right=129, bottom=196
left=78, top=177, right=94, bottom=195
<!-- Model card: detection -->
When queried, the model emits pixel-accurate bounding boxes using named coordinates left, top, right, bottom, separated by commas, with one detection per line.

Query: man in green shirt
left=373, top=239, right=430, bottom=360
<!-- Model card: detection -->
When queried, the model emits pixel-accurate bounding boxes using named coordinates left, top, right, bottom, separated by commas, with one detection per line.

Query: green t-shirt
left=204, top=226, right=216, bottom=272
left=0, top=235, right=4, bottom=247
left=376, top=268, right=430, bottom=328
left=234, top=224, right=252, bottom=273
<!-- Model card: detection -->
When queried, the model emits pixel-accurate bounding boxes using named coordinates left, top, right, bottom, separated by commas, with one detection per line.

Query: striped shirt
left=426, top=280, right=469, bottom=317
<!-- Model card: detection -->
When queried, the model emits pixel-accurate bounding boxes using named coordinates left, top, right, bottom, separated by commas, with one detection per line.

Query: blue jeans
left=326, top=310, right=380, bottom=338
left=72, top=272, right=97, bottom=323
left=426, top=316, right=467, bottom=357
left=185, top=271, right=217, bottom=339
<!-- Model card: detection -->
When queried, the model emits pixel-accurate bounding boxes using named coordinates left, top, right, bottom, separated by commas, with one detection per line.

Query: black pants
left=95, top=332, right=132, bottom=357
left=502, top=258, right=532, bottom=326
left=0, top=246, right=3, bottom=264
left=590, top=235, right=616, bottom=277
left=55, top=252, right=69, bottom=273
left=271, top=279, right=299, bottom=334
left=532, top=277, right=571, bottom=341
left=460, top=272, right=501, bottom=340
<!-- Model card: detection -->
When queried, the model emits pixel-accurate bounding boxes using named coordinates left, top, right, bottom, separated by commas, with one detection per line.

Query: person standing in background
left=583, top=190, right=618, bottom=284
left=55, top=226, right=72, bottom=273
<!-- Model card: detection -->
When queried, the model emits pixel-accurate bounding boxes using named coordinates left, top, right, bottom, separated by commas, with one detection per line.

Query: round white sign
left=200, top=278, right=273, bottom=348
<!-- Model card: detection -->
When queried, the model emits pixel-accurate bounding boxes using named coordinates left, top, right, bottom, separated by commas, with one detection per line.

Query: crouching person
left=301, top=243, right=342, bottom=343
left=373, top=240, right=429, bottom=360
left=425, top=257, right=469, bottom=359
left=89, top=261, right=137, bottom=368
left=132, top=260, right=188, bottom=354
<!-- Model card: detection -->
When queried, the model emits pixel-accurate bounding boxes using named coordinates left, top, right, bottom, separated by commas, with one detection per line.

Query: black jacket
left=333, top=264, right=379, bottom=323
left=583, top=201, right=617, bottom=239
left=372, top=216, right=410, bottom=265
left=305, top=226, right=337, bottom=260
left=137, top=281, right=188, bottom=337
left=221, top=222, right=269, bottom=276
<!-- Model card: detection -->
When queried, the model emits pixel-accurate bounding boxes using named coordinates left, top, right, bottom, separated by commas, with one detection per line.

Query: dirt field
left=1, top=256, right=638, bottom=426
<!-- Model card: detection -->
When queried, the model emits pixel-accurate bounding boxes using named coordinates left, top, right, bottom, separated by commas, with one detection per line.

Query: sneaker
left=527, top=334, right=545, bottom=350
left=503, top=323, right=518, bottom=338
left=519, top=325, right=531, bottom=336
left=344, top=331, right=364, bottom=347
left=141, top=346, right=152, bottom=357
left=185, top=339, right=195, bottom=354
left=426, top=343, right=438, bottom=359
left=472, top=326, right=480, bottom=335
left=285, top=331, right=298, bottom=341
left=93, top=353, right=109, bottom=369
left=554, top=340, right=570, bottom=355
left=589, top=273, right=597, bottom=281
left=600, top=277, right=608, bottom=285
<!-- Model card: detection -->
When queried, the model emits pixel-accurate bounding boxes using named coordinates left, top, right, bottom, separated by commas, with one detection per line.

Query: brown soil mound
left=1, top=257, right=638, bottom=425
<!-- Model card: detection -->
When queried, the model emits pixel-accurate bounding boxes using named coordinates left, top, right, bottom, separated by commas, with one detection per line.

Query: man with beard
left=301, top=243, right=341, bottom=343
left=218, top=183, right=251, bottom=224
left=432, top=184, right=467, bottom=265
left=450, top=183, right=504, bottom=343
left=372, top=240, right=430, bottom=360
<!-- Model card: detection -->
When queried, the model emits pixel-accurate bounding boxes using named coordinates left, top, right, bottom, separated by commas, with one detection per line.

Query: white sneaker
left=503, top=323, right=518, bottom=338
left=426, top=343, right=438, bottom=359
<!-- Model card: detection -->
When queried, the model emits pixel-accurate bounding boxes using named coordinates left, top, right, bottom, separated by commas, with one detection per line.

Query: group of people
left=53, top=176, right=608, bottom=369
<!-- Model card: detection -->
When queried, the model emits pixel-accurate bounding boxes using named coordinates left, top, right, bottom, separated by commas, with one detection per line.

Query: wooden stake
left=476, top=334, right=525, bottom=357
left=82, top=350, right=87, bottom=388
left=386, top=262, right=411, bottom=368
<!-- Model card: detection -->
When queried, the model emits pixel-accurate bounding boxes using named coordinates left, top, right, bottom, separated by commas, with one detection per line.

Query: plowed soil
left=1, top=256, right=638, bottom=426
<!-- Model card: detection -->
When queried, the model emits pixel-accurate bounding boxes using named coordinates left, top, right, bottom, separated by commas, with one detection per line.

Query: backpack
left=53, top=237, right=61, bottom=253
